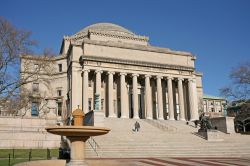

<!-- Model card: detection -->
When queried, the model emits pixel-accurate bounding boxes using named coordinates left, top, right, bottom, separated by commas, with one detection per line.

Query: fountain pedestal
left=46, top=108, right=110, bottom=166
left=67, top=136, right=89, bottom=166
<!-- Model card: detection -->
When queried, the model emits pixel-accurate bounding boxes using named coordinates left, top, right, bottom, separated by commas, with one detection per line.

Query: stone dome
left=74, top=23, right=135, bottom=36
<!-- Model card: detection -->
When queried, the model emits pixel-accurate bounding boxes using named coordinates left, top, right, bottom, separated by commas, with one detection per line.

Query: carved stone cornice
left=88, top=29, right=149, bottom=42
left=81, top=55, right=194, bottom=72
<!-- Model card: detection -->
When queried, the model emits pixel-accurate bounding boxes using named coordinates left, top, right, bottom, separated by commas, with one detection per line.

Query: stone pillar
left=82, top=69, right=89, bottom=113
left=108, top=71, right=115, bottom=117
left=188, top=78, right=199, bottom=121
left=120, top=72, right=127, bottom=118
left=132, top=74, right=139, bottom=119
left=206, top=100, right=209, bottom=112
left=167, top=77, right=175, bottom=120
left=145, top=75, right=152, bottom=119
left=157, top=76, right=164, bottom=120
left=178, top=78, right=185, bottom=121
left=95, top=70, right=102, bottom=111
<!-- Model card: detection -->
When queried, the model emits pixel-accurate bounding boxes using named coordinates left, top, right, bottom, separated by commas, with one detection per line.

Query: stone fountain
left=46, top=108, right=110, bottom=166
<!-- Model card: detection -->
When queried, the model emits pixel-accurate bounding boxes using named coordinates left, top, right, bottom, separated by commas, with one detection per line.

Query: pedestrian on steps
left=134, top=121, right=140, bottom=132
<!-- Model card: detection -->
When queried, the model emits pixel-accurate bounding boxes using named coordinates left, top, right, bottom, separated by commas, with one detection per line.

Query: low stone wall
left=198, top=130, right=223, bottom=141
left=0, top=117, right=61, bottom=149
left=210, top=117, right=235, bottom=134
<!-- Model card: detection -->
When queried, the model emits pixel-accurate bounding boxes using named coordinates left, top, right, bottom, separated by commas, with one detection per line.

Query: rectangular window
left=32, top=83, right=39, bottom=92
left=31, top=102, right=39, bottom=116
left=101, top=81, right=104, bottom=88
left=88, top=79, right=92, bottom=87
left=101, top=99, right=104, bottom=110
left=57, top=90, right=62, bottom=96
left=57, top=102, right=62, bottom=116
left=88, top=98, right=92, bottom=111
left=58, top=64, right=62, bottom=72
left=34, top=64, right=39, bottom=71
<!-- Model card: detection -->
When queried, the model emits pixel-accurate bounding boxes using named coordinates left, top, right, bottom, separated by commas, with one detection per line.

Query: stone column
left=120, top=72, right=127, bottom=118
left=178, top=78, right=185, bottom=121
left=188, top=78, right=199, bottom=121
left=108, top=71, right=115, bottom=117
left=167, top=77, right=175, bottom=120
left=157, top=76, right=164, bottom=120
left=206, top=100, right=209, bottom=112
left=82, top=69, right=89, bottom=113
left=95, top=70, right=102, bottom=111
left=132, top=74, right=139, bottom=119
left=145, top=75, right=152, bottom=119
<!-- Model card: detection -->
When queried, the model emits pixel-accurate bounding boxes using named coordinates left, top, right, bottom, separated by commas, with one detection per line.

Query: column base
left=108, top=114, right=116, bottom=118
left=168, top=118, right=175, bottom=120
left=179, top=118, right=186, bottom=121
left=190, top=119, right=198, bottom=122
left=133, top=116, right=140, bottom=119
left=146, top=117, right=153, bottom=120
left=121, top=116, right=127, bottom=118
left=66, top=160, right=88, bottom=166
left=158, top=117, right=164, bottom=120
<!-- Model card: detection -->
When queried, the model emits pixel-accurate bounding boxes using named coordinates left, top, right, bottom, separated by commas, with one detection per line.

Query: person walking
left=134, top=121, right=140, bottom=132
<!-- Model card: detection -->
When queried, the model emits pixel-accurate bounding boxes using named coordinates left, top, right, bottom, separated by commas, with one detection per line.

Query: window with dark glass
left=88, top=98, right=92, bottom=111
left=32, top=83, right=39, bottom=92
left=101, top=99, right=104, bottom=110
left=88, top=79, right=92, bottom=87
left=58, top=64, right=62, bottom=72
left=57, top=90, right=62, bottom=96
left=57, top=102, right=62, bottom=116
left=31, top=102, right=39, bottom=116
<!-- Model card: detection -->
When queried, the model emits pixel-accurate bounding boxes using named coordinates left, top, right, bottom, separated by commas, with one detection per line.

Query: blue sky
left=1, top=0, right=250, bottom=96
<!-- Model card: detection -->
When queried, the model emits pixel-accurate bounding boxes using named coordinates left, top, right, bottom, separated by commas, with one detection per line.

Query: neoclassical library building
left=21, top=23, right=203, bottom=122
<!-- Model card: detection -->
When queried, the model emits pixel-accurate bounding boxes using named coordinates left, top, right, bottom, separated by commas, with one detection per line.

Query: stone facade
left=21, top=23, right=203, bottom=122
left=203, top=94, right=227, bottom=117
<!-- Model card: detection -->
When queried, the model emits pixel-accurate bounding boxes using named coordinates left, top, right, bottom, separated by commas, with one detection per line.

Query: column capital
left=119, top=72, right=127, bottom=76
left=188, top=78, right=195, bottom=82
left=107, top=71, right=115, bottom=75
left=166, top=76, right=174, bottom=80
left=145, top=74, right=151, bottom=78
left=156, top=75, right=163, bottom=79
left=95, top=69, right=103, bottom=74
left=82, top=69, right=90, bottom=73
left=132, top=73, right=139, bottom=77
left=178, top=77, right=184, bottom=81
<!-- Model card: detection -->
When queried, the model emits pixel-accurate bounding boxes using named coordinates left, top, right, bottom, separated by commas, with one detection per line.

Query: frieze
left=81, top=55, right=194, bottom=72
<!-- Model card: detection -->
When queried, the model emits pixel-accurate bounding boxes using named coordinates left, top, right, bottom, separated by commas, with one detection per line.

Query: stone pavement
left=86, top=157, right=250, bottom=166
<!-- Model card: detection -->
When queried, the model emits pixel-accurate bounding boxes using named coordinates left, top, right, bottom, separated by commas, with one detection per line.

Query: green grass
left=0, top=149, right=59, bottom=166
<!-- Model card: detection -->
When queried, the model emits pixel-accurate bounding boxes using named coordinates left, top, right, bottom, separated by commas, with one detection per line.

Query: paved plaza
left=87, top=157, right=250, bottom=166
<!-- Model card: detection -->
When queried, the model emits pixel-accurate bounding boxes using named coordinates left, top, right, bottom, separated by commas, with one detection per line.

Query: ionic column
left=167, top=77, right=175, bottom=120
left=82, top=69, right=89, bottom=113
left=156, top=76, right=164, bottom=120
left=108, top=71, right=115, bottom=117
left=178, top=78, right=185, bottom=121
left=188, top=78, right=199, bottom=121
left=145, top=75, right=152, bottom=119
left=95, top=70, right=102, bottom=111
left=132, top=74, right=139, bottom=119
left=120, top=72, right=127, bottom=118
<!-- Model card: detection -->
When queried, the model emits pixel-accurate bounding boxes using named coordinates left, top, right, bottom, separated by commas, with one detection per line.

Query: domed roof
left=74, top=23, right=135, bottom=36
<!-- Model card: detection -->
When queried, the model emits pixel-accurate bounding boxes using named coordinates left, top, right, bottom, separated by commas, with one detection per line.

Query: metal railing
left=87, top=137, right=101, bottom=157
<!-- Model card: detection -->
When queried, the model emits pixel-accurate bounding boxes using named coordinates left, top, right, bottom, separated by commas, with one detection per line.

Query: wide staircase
left=86, top=118, right=250, bottom=158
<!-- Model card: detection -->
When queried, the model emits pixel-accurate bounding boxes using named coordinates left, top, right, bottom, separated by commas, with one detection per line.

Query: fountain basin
left=46, top=126, right=110, bottom=137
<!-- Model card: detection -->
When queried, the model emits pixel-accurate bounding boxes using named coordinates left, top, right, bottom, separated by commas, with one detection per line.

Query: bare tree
left=0, top=17, right=56, bottom=115
left=220, top=61, right=250, bottom=101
